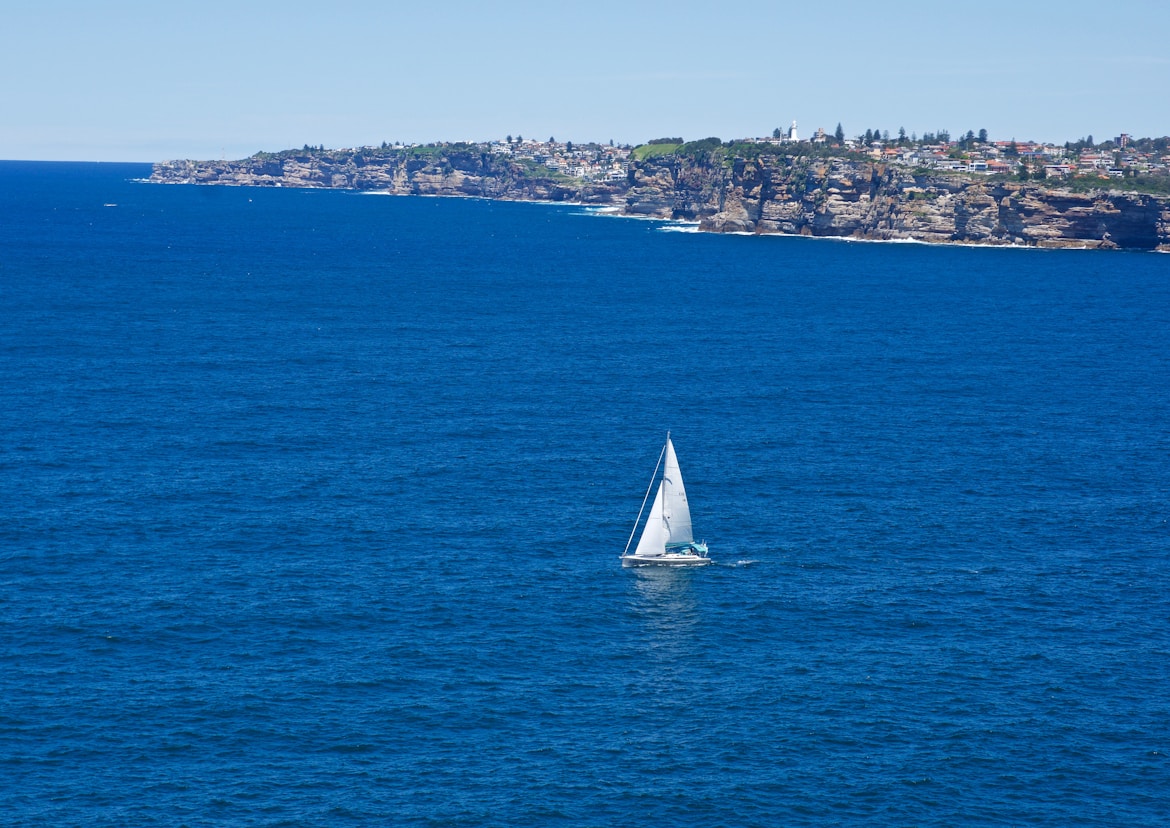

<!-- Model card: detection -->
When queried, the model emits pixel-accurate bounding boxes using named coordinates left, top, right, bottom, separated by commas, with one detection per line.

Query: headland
left=151, top=135, right=1170, bottom=251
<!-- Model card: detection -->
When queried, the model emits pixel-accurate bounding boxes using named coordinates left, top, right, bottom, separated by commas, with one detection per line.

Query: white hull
left=621, top=552, right=711, bottom=567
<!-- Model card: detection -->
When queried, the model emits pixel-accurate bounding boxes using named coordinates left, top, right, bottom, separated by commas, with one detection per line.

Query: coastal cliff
left=152, top=150, right=624, bottom=204
left=692, top=156, right=1170, bottom=250
left=152, top=150, right=1170, bottom=251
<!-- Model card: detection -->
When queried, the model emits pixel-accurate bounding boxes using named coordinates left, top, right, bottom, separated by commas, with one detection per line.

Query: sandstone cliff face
left=622, top=155, right=726, bottom=218
left=151, top=152, right=1170, bottom=250
left=697, top=158, right=1170, bottom=250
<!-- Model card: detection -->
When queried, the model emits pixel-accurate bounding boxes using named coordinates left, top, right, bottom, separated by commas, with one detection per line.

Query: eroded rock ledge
left=152, top=151, right=1170, bottom=251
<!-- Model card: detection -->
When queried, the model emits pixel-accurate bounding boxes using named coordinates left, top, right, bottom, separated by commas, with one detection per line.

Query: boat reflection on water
left=629, top=566, right=702, bottom=655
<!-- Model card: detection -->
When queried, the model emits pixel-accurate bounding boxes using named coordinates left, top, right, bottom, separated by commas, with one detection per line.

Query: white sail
left=621, top=434, right=710, bottom=566
left=662, top=437, right=693, bottom=545
left=633, top=482, right=667, bottom=558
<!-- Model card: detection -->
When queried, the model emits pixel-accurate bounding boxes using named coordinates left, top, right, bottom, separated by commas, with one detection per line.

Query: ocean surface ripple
left=1, top=161, right=1168, bottom=826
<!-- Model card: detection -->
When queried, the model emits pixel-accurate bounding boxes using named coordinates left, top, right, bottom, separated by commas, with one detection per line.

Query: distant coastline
left=152, top=141, right=1170, bottom=251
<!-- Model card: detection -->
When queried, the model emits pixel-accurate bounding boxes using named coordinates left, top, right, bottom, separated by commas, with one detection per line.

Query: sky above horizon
left=2, top=0, right=1167, bottom=162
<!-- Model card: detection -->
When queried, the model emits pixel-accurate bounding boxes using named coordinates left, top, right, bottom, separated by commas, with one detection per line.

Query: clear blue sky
left=2, top=0, right=1166, bottom=161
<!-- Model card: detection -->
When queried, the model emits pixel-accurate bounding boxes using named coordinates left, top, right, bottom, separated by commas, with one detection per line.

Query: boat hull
left=621, top=552, right=712, bottom=567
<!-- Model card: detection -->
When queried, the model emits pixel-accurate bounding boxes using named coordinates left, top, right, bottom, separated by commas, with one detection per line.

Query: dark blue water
left=2, top=161, right=1168, bottom=826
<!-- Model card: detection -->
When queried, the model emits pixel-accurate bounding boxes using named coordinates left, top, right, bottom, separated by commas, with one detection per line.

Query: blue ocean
left=2, top=160, right=1168, bottom=826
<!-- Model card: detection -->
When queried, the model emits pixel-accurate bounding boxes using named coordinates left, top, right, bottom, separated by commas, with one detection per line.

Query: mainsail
left=661, top=437, right=693, bottom=545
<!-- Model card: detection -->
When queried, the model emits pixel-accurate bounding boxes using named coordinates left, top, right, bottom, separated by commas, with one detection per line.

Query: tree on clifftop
left=835, top=123, right=845, bottom=143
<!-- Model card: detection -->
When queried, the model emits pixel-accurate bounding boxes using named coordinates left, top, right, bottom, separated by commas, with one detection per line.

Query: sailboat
left=621, top=433, right=711, bottom=567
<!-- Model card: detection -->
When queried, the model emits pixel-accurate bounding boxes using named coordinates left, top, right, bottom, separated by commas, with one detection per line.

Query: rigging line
left=622, top=436, right=668, bottom=559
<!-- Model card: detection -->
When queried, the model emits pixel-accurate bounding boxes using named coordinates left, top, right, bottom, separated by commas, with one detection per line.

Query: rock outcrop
left=151, top=150, right=1170, bottom=251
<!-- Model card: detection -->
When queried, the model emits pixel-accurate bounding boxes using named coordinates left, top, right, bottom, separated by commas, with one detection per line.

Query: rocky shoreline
left=151, top=150, right=1170, bottom=251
